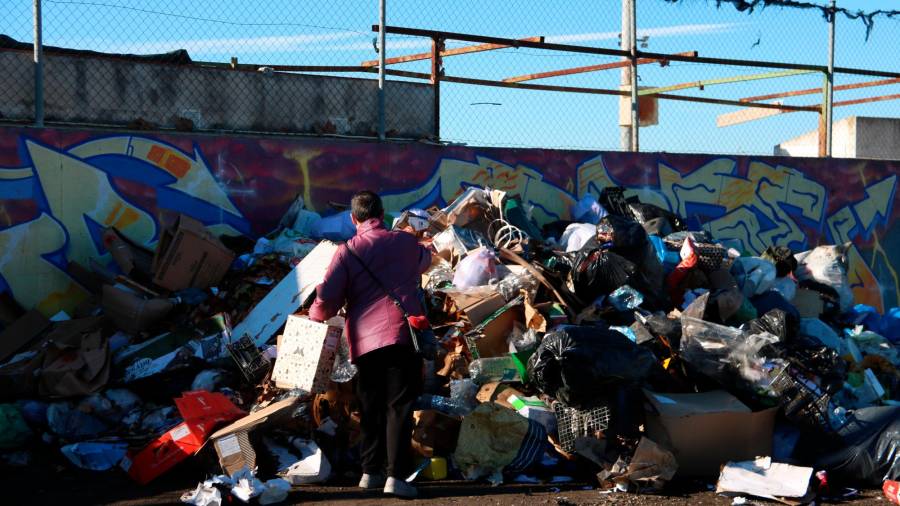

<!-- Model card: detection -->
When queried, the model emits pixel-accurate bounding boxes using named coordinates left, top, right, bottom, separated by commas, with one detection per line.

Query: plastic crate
left=553, top=402, right=611, bottom=453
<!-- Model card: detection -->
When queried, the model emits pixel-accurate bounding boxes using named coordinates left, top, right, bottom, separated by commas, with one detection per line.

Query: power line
left=44, top=0, right=370, bottom=35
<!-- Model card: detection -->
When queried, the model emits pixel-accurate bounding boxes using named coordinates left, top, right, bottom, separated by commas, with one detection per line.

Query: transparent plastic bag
left=795, top=244, right=854, bottom=311
left=452, top=248, right=499, bottom=289
left=496, top=271, right=538, bottom=301
left=680, top=316, right=779, bottom=384
left=330, top=334, right=358, bottom=383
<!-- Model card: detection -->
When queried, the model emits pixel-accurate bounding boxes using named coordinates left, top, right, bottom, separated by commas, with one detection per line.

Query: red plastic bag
left=885, top=480, right=900, bottom=505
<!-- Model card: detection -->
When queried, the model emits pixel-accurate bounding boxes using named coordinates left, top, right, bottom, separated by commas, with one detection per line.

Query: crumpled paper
left=597, top=437, right=678, bottom=493
left=181, top=468, right=291, bottom=505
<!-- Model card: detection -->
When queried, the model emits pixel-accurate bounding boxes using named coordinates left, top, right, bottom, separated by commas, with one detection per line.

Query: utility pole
left=34, top=0, right=44, bottom=127
left=629, top=0, right=639, bottom=152
left=825, top=0, right=836, bottom=157
left=619, top=0, right=633, bottom=150
left=377, top=0, right=386, bottom=140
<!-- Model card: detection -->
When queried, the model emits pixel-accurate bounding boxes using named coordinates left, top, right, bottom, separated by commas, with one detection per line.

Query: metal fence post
left=377, top=0, right=386, bottom=140
left=619, top=0, right=633, bottom=150
left=630, top=0, right=639, bottom=152
left=430, top=37, right=442, bottom=141
left=33, top=0, right=44, bottom=127
left=825, top=0, right=836, bottom=157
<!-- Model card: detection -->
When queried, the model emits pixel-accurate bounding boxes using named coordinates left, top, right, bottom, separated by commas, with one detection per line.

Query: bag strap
left=344, top=244, right=410, bottom=317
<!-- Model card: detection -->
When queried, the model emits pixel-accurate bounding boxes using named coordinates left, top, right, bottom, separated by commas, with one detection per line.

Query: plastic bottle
left=468, top=356, right=521, bottom=384
left=416, top=395, right=470, bottom=417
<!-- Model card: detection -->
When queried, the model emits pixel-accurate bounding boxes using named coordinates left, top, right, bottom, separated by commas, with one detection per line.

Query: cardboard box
left=122, top=419, right=212, bottom=485
left=464, top=295, right=525, bottom=359
left=446, top=291, right=506, bottom=326
left=271, top=316, right=342, bottom=393
left=152, top=214, right=235, bottom=291
left=643, top=390, right=777, bottom=477
left=412, top=410, right=462, bottom=458
left=208, top=397, right=299, bottom=475
left=122, top=391, right=243, bottom=484
left=208, top=396, right=300, bottom=476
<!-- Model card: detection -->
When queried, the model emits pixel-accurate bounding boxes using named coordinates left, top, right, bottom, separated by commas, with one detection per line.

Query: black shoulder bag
left=344, top=245, right=436, bottom=359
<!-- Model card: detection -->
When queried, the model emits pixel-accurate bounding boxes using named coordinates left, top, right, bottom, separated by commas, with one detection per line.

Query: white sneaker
left=358, top=473, right=386, bottom=489
left=384, top=477, right=418, bottom=498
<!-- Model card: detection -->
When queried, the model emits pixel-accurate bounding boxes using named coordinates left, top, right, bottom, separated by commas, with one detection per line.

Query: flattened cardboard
left=209, top=396, right=300, bottom=476
left=102, top=285, right=174, bottom=334
left=152, top=214, right=235, bottom=291
left=0, top=310, right=51, bottom=363
left=39, top=327, right=110, bottom=398
left=446, top=292, right=506, bottom=326
left=232, top=241, right=338, bottom=346
left=643, top=390, right=776, bottom=477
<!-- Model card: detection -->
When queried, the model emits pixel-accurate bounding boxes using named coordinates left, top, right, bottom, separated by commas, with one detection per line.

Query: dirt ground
left=7, top=459, right=886, bottom=506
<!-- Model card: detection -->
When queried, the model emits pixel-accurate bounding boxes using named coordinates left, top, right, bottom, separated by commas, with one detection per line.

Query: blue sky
left=2, top=0, right=898, bottom=154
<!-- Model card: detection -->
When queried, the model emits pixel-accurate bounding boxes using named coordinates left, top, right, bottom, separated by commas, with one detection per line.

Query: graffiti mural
left=1, top=126, right=898, bottom=316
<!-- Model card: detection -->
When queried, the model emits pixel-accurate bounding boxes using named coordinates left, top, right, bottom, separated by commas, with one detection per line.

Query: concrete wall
left=0, top=51, right=434, bottom=137
left=1, top=125, right=899, bottom=317
left=775, top=116, right=900, bottom=160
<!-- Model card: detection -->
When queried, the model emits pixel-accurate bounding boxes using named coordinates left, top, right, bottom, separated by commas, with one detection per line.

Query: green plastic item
left=510, top=349, right=535, bottom=384
left=0, top=404, right=31, bottom=449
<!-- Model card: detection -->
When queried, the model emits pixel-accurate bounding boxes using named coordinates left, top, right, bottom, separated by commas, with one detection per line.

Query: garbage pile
left=0, top=187, right=898, bottom=504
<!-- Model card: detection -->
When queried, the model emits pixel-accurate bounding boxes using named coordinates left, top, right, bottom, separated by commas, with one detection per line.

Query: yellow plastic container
left=420, top=457, right=447, bottom=480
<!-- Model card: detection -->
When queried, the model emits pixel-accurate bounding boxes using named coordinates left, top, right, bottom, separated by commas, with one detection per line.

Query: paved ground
left=9, top=459, right=886, bottom=506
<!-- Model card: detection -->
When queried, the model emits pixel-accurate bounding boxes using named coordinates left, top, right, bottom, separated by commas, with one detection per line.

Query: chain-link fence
left=1, top=0, right=898, bottom=155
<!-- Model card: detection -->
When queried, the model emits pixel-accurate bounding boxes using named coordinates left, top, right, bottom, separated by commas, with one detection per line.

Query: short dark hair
left=351, top=190, right=384, bottom=222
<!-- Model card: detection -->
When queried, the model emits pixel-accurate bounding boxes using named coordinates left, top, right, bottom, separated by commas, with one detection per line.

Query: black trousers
left=355, top=344, right=422, bottom=479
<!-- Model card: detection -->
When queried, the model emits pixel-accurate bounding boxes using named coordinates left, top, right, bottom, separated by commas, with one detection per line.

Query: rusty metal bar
left=640, top=69, right=816, bottom=96
left=831, top=93, right=900, bottom=108
left=361, top=36, right=543, bottom=67
left=438, top=74, right=818, bottom=111
left=740, top=77, right=900, bottom=103
left=373, top=25, right=629, bottom=58
left=503, top=51, right=696, bottom=84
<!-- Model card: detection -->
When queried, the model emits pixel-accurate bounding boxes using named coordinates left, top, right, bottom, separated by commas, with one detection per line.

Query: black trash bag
left=749, top=290, right=801, bottom=325
left=762, top=245, right=798, bottom=278
left=598, top=186, right=633, bottom=217
left=527, top=325, right=657, bottom=409
left=745, top=309, right=797, bottom=341
left=628, top=202, right=685, bottom=233
left=804, top=406, right=900, bottom=486
left=570, top=247, right=637, bottom=302
left=595, top=215, right=649, bottom=260
left=641, top=217, right=673, bottom=237
left=636, top=312, right=683, bottom=350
